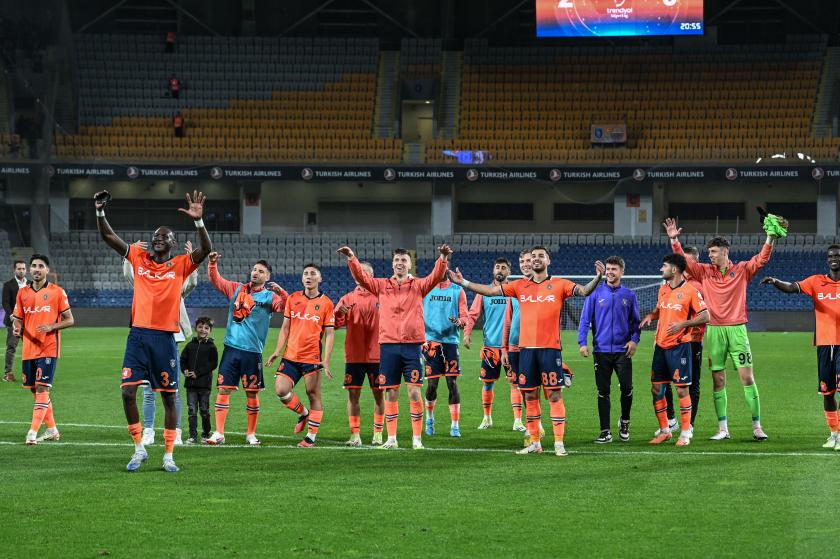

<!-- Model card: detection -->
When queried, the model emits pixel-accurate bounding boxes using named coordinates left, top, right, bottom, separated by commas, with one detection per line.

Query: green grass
left=0, top=328, right=835, bottom=558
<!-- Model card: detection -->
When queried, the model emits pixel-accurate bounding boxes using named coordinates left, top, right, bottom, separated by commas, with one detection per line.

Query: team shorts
left=517, top=348, right=566, bottom=391
left=507, top=350, right=520, bottom=383
left=121, top=327, right=179, bottom=392
left=217, top=346, right=264, bottom=391
left=379, top=343, right=423, bottom=388
left=651, top=343, right=693, bottom=386
left=422, top=341, right=460, bottom=379
left=706, top=324, right=752, bottom=371
left=275, top=359, right=322, bottom=386
left=816, top=345, right=840, bottom=395
left=344, top=362, right=383, bottom=390
left=22, top=357, right=57, bottom=388
left=479, top=347, right=509, bottom=383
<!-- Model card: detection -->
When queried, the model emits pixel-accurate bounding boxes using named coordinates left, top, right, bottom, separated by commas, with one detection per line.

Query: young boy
left=180, top=317, right=219, bottom=444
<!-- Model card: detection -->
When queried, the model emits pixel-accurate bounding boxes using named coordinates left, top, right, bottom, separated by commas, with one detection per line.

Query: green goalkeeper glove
left=762, top=214, right=789, bottom=239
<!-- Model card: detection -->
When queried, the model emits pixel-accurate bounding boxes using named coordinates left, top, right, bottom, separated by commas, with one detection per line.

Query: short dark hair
left=13, top=260, right=25, bottom=267
left=494, top=257, right=512, bottom=269
left=392, top=248, right=410, bottom=257
left=254, top=259, right=272, bottom=274
left=195, top=316, right=214, bottom=329
left=828, top=244, right=840, bottom=253
left=663, top=253, right=687, bottom=273
left=706, top=237, right=730, bottom=249
left=683, top=245, right=700, bottom=258
left=531, top=245, right=550, bottom=257
left=303, top=263, right=320, bottom=272
left=30, top=254, right=50, bottom=267
left=604, top=256, right=625, bottom=270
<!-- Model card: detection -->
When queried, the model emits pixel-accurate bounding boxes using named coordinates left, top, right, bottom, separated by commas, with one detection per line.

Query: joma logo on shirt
left=291, top=311, right=321, bottom=322
left=430, top=295, right=452, bottom=302
left=817, top=292, right=840, bottom=300
left=137, top=266, right=177, bottom=281
left=519, top=294, right=555, bottom=303
left=490, top=298, right=506, bottom=305
left=23, top=305, right=51, bottom=313
left=659, top=302, right=683, bottom=311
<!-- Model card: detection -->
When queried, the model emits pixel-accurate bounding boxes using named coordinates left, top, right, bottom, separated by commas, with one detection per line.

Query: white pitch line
left=0, top=420, right=837, bottom=457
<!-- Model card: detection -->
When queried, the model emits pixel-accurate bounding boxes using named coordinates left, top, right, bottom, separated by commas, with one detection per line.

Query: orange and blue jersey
left=797, top=274, right=840, bottom=346
left=12, top=281, right=70, bottom=360
left=125, top=244, right=199, bottom=333
left=653, top=280, right=707, bottom=349
left=283, top=291, right=335, bottom=365
left=500, top=276, right=576, bottom=350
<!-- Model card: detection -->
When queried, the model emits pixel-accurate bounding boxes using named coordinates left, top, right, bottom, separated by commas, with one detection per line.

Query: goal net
left=508, top=275, right=663, bottom=332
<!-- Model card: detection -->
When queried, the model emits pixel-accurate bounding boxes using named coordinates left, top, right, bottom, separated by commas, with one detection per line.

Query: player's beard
left=494, top=274, right=507, bottom=283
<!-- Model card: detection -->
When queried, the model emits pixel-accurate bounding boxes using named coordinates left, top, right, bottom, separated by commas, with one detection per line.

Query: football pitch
left=0, top=328, right=834, bottom=558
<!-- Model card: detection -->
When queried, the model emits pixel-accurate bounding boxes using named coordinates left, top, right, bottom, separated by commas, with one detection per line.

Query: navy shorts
left=379, top=343, right=424, bottom=388
left=344, top=363, right=383, bottom=390
left=479, top=347, right=508, bottom=383
left=651, top=343, right=692, bottom=386
left=276, top=358, right=322, bottom=387
left=816, top=345, right=840, bottom=395
left=507, top=351, right=520, bottom=383
left=218, top=346, right=264, bottom=391
left=422, top=341, right=460, bottom=379
left=518, top=348, right=566, bottom=391
left=22, top=357, right=57, bottom=388
left=121, top=327, right=179, bottom=392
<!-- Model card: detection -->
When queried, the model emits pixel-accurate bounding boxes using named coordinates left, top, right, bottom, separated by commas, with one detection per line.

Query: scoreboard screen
left=536, top=0, right=704, bottom=38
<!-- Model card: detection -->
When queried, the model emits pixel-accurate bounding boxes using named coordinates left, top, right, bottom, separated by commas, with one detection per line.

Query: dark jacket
left=577, top=282, right=641, bottom=353
left=180, top=337, right=219, bottom=390
left=2, top=279, right=21, bottom=327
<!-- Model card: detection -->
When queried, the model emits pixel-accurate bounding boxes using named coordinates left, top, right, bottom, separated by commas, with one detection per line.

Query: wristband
left=96, top=209, right=105, bottom=218
left=462, top=280, right=471, bottom=288
left=194, top=219, right=204, bottom=228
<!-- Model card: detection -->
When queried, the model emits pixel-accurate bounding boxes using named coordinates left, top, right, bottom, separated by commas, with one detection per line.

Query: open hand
left=639, top=315, right=654, bottom=329
left=448, top=267, right=465, bottom=285
left=594, top=260, right=605, bottom=275
left=624, top=341, right=637, bottom=358
left=663, top=217, right=682, bottom=240
left=759, top=277, right=775, bottom=285
left=177, top=190, right=206, bottom=220
left=265, top=352, right=280, bottom=367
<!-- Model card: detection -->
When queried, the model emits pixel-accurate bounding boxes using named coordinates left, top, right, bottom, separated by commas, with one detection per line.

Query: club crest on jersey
left=315, top=304, right=320, bottom=311
left=680, top=358, right=687, bottom=366
left=122, top=368, right=132, bottom=379
left=677, top=293, right=684, bottom=300
left=622, top=298, right=628, bottom=306
left=730, top=272, right=735, bottom=278
left=43, top=294, right=49, bottom=301
left=546, top=284, right=553, bottom=290
left=45, top=358, right=52, bottom=365
left=170, top=359, right=177, bottom=369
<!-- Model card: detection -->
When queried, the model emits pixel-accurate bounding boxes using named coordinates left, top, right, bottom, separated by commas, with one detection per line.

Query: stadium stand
left=427, top=36, right=840, bottom=164
left=400, top=38, right=442, bottom=80
left=54, top=35, right=402, bottom=162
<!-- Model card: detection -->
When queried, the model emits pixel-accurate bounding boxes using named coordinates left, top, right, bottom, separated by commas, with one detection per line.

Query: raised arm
left=94, top=191, right=129, bottom=257
left=573, top=260, right=605, bottom=297
left=417, top=245, right=453, bottom=296
left=744, top=240, right=774, bottom=280
left=207, top=253, right=240, bottom=300
left=448, top=267, right=504, bottom=298
left=664, top=218, right=705, bottom=280
left=178, top=191, right=212, bottom=264
left=760, top=276, right=799, bottom=294
left=339, top=248, right=382, bottom=295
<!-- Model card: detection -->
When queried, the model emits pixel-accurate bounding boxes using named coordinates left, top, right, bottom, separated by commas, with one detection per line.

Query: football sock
left=549, top=399, right=566, bottom=443
left=349, top=414, right=361, bottom=434
left=510, top=384, right=523, bottom=420
left=743, top=384, right=761, bottom=423
left=410, top=400, right=423, bottom=437
left=425, top=399, right=436, bottom=421
left=372, top=413, right=384, bottom=434
left=654, top=394, right=669, bottom=431
left=713, top=388, right=728, bottom=429
left=245, top=395, right=259, bottom=435
left=824, top=410, right=839, bottom=433
left=385, top=401, right=399, bottom=439
left=128, top=422, right=144, bottom=451
left=214, top=394, right=230, bottom=434
left=482, top=384, right=494, bottom=416
left=678, top=395, right=692, bottom=433
left=280, top=392, right=305, bottom=415
left=44, top=400, right=56, bottom=429
left=449, top=403, right=460, bottom=427
left=525, top=398, right=541, bottom=444
left=307, top=409, right=323, bottom=440
left=163, top=428, right=176, bottom=455
left=30, top=392, right=50, bottom=432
